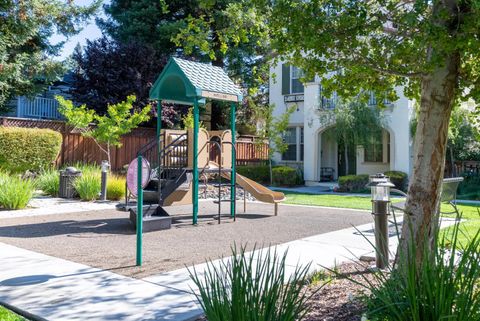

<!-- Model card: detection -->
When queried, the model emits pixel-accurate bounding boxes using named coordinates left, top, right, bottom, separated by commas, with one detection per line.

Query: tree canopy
left=98, top=0, right=271, bottom=128
left=0, top=0, right=99, bottom=112
left=263, top=0, right=480, bottom=263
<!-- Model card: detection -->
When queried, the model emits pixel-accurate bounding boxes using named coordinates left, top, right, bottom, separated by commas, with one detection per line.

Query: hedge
left=236, top=165, right=303, bottom=186
left=338, top=174, right=369, bottom=192
left=272, top=166, right=303, bottom=186
left=0, top=127, right=62, bottom=173
left=237, top=165, right=270, bottom=183
left=384, top=170, right=408, bottom=191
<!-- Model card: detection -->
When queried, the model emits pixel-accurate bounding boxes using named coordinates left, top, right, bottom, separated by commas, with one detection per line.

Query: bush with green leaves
left=0, top=127, right=62, bottom=173
left=189, top=245, right=313, bottom=321
left=384, top=170, right=408, bottom=192
left=458, top=176, right=480, bottom=200
left=107, top=175, right=126, bottom=200
left=36, top=169, right=60, bottom=196
left=237, top=165, right=270, bottom=183
left=272, top=166, right=303, bottom=186
left=338, top=174, right=369, bottom=192
left=0, top=173, right=35, bottom=210
left=74, top=173, right=101, bottom=201
left=359, top=215, right=480, bottom=321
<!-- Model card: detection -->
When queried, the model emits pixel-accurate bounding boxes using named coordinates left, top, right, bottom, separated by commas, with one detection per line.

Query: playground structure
left=127, top=58, right=284, bottom=265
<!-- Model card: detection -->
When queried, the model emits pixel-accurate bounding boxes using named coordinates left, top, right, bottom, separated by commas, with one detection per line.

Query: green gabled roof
left=149, top=57, right=243, bottom=105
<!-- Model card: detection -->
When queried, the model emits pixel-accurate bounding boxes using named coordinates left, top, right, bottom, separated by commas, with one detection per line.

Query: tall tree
left=69, top=37, right=177, bottom=127
left=98, top=0, right=271, bottom=128
left=265, top=0, right=480, bottom=264
left=0, top=0, right=99, bottom=113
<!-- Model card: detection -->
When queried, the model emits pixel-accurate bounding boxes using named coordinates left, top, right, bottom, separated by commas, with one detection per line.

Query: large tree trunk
left=398, top=52, right=459, bottom=266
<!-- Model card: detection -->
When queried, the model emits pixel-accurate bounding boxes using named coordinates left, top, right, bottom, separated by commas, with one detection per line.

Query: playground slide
left=222, top=172, right=286, bottom=204
left=162, top=162, right=285, bottom=207
left=207, top=161, right=285, bottom=204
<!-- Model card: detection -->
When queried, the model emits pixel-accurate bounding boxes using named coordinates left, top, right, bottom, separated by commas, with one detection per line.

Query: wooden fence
left=0, top=117, right=268, bottom=170
left=445, top=161, right=480, bottom=178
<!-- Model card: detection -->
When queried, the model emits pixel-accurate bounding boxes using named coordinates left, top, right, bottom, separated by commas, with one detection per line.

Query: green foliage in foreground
left=360, top=216, right=480, bottom=321
left=35, top=169, right=60, bottom=196
left=107, top=175, right=126, bottom=201
left=0, top=173, right=34, bottom=210
left=0, top=306, right=26, bottom=321
left=73, top=173, right=101, bottom=201
left=189, top=245, right=313, bottom=321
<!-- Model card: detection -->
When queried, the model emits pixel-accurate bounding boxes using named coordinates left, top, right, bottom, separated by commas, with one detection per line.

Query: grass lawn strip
left=0, top=305, right=27, bottom=321
left=281, top=191, right=480, bottom=247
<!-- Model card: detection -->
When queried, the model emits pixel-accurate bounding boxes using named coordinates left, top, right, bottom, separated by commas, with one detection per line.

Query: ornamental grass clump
left=0, top=173, right=34, bottom=210
left=74, top=173, right=101, bottom=201
left=36, top=168, right=60, bottom=196
left=359, top=212, right=480, bottom=321
left=189, top=245, right=313, bottom=321
left=107, top=175, right=125, bottom=200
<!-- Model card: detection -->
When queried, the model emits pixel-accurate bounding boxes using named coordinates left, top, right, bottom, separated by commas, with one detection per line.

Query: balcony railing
left=16, top=96, right=63, bottom=120
left=317, top=88, right=391, bottom=110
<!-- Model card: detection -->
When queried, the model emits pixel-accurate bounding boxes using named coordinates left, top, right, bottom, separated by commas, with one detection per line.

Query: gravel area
left=304, top=262, right=378, bottom=321
left=0, top=201, right=371, bottom=278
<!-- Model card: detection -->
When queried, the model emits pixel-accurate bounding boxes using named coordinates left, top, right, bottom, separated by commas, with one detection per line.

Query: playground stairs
left=129, top=131, right=190, bottom=231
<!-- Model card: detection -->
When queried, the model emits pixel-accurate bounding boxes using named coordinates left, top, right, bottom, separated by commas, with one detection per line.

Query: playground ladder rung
left=213, top=199, right=241, bottom=204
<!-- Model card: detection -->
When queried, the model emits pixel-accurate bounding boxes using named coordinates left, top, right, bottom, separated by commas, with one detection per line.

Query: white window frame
left=290, top=66, right=304, bottom=94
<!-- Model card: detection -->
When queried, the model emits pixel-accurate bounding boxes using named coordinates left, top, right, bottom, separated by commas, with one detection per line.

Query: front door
left=337, top=141, right=356, bottom=176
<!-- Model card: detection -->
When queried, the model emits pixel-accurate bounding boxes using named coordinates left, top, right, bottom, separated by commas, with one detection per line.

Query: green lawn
left=282, top=191, right=398, bottom=210
left=0, top=306, right=26, bottom=321
left=281, top=191, right=480, bottom=246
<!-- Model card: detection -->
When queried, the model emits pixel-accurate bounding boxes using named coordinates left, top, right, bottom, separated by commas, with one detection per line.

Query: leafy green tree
left=447, top=104, right=480, bottom=175
left=265, top=0, right=480, bottom=264
left=98, top=0, right=271, bottom=128
left=56, top=95, right=151, bottom=166
left=0, top=0, right=99, bottom=113
left=321, top=99, right=385, bottom=175
left=254, top=103, right=295, bottom=185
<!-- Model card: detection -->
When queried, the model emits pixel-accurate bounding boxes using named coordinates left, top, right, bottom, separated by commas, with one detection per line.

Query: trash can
left=59, top=167, right=82, bottom=198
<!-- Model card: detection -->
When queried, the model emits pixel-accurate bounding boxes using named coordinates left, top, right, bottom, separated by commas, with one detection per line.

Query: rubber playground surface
left=0, top=201, right=372, bottom=278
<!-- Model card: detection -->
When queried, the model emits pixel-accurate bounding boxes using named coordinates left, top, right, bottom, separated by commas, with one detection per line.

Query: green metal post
left=157, top=100, right=162, bottom=205
left=156, top=100, right=162, bottom=138
left=136, top=155, right=143, bottom=266
left=230, top=102, right=236, bottom=218
left=192, top=99, right=199, bottom=225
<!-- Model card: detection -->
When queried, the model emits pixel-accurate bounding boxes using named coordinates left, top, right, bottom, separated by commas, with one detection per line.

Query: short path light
left=99, top=160, right=110, bottom=201
left=367, top=173, right=395, bottom=269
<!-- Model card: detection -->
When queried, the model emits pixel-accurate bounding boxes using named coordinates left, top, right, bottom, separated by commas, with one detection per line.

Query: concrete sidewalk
left=0, top=197, right=120, bottom=219
left=0, top=218, right=458, bottom=321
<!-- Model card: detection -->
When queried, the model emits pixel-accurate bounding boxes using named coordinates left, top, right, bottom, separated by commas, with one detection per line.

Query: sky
left=50, top=0, right=107, bottom=61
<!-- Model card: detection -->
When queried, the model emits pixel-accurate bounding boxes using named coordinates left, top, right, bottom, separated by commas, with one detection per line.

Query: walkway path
left=0, top=197, right=120, bottom=219
left=0, top=214, right=458, bottom=321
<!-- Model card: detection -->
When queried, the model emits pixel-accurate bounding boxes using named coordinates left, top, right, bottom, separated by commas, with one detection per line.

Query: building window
left=282, top=64, right=314, bottom=96
left=282, top=128, right=297, bottom=161
left=291, top=66, right=304, bottom=94
left=364, top=131, right=383, bottom=163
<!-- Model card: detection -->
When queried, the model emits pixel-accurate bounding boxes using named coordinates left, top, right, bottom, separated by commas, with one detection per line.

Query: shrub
left=36, top=169, right=60, bottom=196
left=236, top=165, right=270, bottom=183
left=384, top=170, right=408, bottom=191
left=189, top=245, right=313, bottom=321
left=107, top=175, right=126, bottom=200
left=0, top=173, right=35, bottom=209
left=74, top=173, right=101, bottom=201
left=272, top=166, right=303, bottom=186
left=361, top=213, right=480, bottom=321
left=338, top=174, right=369, bottom=192
left=458, top=176, right=480, bottom=200
left=0, top=127, right=62, bottom=173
